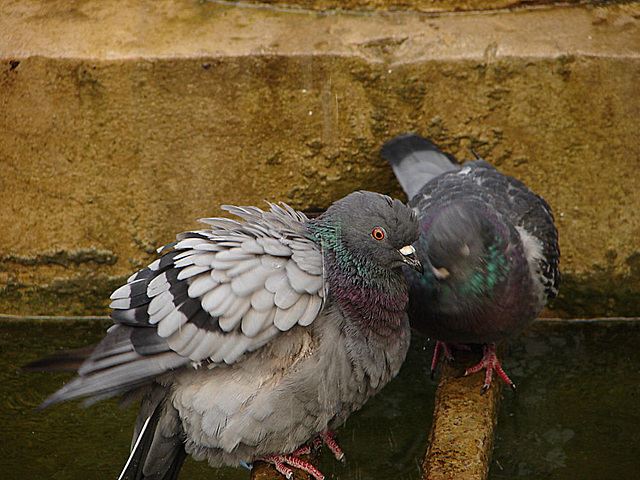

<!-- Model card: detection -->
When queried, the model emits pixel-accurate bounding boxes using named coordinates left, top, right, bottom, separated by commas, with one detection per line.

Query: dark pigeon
left=24, top=191, right=422, bottom=480
left=382, top=133, right=560, bottom=391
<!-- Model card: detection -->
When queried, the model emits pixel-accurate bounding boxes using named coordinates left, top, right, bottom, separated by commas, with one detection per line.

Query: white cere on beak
left=399, top=245, right=416, bottom=256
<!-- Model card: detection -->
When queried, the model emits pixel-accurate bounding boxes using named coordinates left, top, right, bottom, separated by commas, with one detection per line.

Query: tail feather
left=21, top=345, right=95, bottom=373
left=119, top=386, right=187, bottom=480
left=382, top=133, right=460, bottom=199
left=39, top=351, right=187, bottom=409
left=24, top=324, right=188, bottom=409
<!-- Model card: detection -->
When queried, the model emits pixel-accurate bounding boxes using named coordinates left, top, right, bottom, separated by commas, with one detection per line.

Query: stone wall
left=1, top=0, right=639, bottom=317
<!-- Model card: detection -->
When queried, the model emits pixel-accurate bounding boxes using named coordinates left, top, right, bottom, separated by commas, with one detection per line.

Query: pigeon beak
left=399, top=245, right=424, bottom=274
left=421, top=256, right=450, bottom=282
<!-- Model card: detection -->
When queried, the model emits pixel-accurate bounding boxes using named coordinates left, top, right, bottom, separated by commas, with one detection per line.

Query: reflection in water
left=0, top=319, right=434, bottom=480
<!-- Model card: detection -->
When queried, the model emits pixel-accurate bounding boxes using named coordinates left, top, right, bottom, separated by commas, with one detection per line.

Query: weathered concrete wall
left=1, top=1, right=639, bottom=316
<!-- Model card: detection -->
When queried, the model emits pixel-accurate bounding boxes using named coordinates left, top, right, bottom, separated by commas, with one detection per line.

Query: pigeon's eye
left=372, top=227, right=385, bottom=240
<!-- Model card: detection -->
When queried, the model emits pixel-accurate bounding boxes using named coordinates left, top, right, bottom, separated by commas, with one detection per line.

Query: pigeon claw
left=320, top=430, right=345, bottom=463
left=311, top=435, right=323, bottom=454
left=463, top=342, right=516, bottom=393
left=261, top=454, right=325, bottom=480
left=433, top=342, right=519, bottom=393
left=260, top=430, right=346, bottom=480
left=430, top=341, right=456, bottom=377
left=291, top=445, right=312, bottom=456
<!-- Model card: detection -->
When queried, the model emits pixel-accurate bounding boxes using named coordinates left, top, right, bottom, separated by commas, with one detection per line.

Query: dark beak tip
left=398, top=245, right=423, bottom=274
left=404, top=254, right=424, bottom=274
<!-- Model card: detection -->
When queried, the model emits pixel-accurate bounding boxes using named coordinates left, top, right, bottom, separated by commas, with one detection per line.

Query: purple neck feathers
left=327, top=260, right=409, bottom=337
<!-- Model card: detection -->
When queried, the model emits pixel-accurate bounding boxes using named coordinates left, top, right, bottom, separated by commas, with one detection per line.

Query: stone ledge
left=214, top=0, right=602, bottom=14
left=423, top=348, right=503, bottom=480
left=2, top=2, right=639, bottom=60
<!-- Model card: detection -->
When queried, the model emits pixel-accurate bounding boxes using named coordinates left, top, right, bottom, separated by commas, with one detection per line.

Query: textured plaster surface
left=1, top=1, right=639, bottom=318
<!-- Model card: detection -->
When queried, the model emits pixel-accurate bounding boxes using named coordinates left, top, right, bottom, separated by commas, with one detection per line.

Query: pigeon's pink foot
left=319, top=429, right=345, bottom=462
left=430, top=341, right=472, bottom=378
left=261, top=453, right=325, bottom=480
left=461, top=342, right=516, bottom=393
left=259, top=429, right=345, bottom=480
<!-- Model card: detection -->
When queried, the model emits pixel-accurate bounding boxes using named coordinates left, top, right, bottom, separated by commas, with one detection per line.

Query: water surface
left=3, top=318, right=639, bottom=479
left=0, top=318, right=434, bottom=480
left=489, top=320, right=640, bottom=480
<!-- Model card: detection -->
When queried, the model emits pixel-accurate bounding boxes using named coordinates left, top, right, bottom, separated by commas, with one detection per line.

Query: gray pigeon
left=25, top=191, right=422, bottom=480
left=382, top=133, right=560, bottom=391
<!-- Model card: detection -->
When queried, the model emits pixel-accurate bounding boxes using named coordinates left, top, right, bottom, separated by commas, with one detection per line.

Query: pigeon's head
left=419, top=201, right=512, bottom=295
left=311, top=191, right=423, bottom=275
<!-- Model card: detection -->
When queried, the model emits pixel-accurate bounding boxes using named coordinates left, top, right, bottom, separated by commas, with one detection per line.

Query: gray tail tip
left=381, top=133, right=446, bottom=164
left=36, top=391, right=67, bottom=411
left=20, top=346, right=93, bottom=373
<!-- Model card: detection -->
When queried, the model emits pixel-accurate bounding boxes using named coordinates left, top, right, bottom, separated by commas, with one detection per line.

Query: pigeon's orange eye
left=372, top=227, right=385, bottom=240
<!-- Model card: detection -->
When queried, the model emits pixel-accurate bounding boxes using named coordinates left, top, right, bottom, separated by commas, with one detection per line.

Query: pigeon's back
left=383, top=134, right=560, bottom=344
left=414, top=159, right=560, bottom=302
left=383, top=134, right=560, bottom=304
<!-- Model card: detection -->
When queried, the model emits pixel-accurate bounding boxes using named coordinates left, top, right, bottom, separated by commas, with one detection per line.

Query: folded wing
left=39, top=202, right=325, bottom=408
